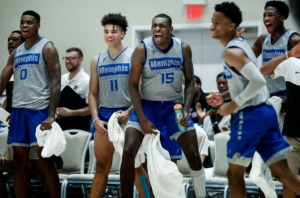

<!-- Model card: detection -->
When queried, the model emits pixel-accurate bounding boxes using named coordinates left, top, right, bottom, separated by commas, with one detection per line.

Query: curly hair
left=101, top=13, right=128, bottom=33
left=215, top=2, right=242, bottom=27
left=265, top=0, right=289, bottom=19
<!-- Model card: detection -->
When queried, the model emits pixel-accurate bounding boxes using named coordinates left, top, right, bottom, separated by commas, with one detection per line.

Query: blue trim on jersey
left=41, top=41, right=51, bottom=65
left=108, top=47, right=128, bottom=61
left=142, top=41, right=148, bottom=68
left=24, top=37, right=44, bottom=50
left=179, top=39, right=184, bottom=59
left=223, top=65, right=242, bottom=80
left=151, top=36, right=175, bottom=54
left=96, top=53, right=101, bottom=71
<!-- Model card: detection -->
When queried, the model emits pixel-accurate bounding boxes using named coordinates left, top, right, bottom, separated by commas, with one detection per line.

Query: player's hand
left=178, top=110, right=190, bottom=128
left=117, top=110, right=130, bottom=125
left=6, top=115, right=11, bottom=125
left=206, top=92, right=223, bottom=107
left=140, top=119, right=157, bottom=134
left=236, top=28, right=245, bottom=37
left=195, top=103, right=206, bottom=119
left=56, top=107, right=72, bottom=117
left=40, top=116, right=55, bottom=131
left=94, top=119, right=108, bottom=135
left=217, top=101, right=238, bottom=116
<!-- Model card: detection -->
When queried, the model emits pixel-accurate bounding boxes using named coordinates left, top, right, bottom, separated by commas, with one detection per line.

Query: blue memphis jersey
left=140, top=37, right=184, bottom=102
left=223, top=37, right=269, bottom=110
left=12, top=37, right=51, bottom=109
left=97, top=47, right=132, bottom=108
left=262, top=29, right=298, bottom=94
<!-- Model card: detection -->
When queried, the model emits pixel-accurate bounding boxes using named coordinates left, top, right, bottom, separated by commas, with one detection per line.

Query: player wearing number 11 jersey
left=88, top=13, right=149, bottom=198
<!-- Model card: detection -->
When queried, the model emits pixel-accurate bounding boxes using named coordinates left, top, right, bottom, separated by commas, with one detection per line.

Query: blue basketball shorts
left=227, top=103, right=291, bottom=167
left=127, top=99, right=195, bottom=159
left=8, top=107, right=49, bottom=147
left=90, top=106, right=129, bottom=134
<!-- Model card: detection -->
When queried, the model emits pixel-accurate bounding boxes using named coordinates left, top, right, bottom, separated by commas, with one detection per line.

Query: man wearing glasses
left=56, top=47, right=90, bottom=132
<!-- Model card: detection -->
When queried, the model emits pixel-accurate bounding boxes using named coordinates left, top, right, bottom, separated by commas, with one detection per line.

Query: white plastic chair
left=60, top=139, right=122, bottom=198
left=60, top=129, right=92, bottom=174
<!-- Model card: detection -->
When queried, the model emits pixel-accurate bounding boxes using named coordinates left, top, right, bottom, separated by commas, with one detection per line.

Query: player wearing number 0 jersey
left=0, top=10, right=61, bottom=198
left=13, top=37, right=51, bottom=109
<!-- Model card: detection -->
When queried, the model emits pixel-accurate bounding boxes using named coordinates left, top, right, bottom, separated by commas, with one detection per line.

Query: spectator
left=189, top=75, right=211, bottom=125
left=203, top=72, right=231, bottom=141
left=56, top=47, right=90, bottom=131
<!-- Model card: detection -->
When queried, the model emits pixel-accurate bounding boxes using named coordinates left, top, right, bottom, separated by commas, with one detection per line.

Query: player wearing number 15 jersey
left=120, top=13, right=206, bottom=198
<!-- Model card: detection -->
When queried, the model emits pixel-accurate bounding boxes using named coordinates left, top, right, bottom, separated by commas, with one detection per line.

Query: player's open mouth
left=265, top=23, right=272, bottom=28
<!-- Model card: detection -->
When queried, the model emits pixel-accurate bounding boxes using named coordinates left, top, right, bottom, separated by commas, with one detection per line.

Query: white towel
left=107, top=112, right=145, bottom=167
left=36, top=122, right=66, bottom=158
left=143, top=133, right=186, bottom=198
left=267, top=96, right=282, bottom=121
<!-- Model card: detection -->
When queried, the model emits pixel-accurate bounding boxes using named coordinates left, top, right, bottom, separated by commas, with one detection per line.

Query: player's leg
left=177, top=130, right=206, bottom=198
left=227, top=163, right=247, bottom=198
left=121, top=126, right=144, bottom=198
left=35, top=146, right=60, bottom=198
left=9, top=108, right=31, bottom=198
left=12, top=146, right=30, bottom=198
left=134, top=165, right=150, bottom=198
left=29, top=107, right=60, bottom=198
left=90, top=132, right=114, bottom=198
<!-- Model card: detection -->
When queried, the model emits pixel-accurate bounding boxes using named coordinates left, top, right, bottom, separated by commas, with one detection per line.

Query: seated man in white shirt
left=57, top=47, right=90, bottom=131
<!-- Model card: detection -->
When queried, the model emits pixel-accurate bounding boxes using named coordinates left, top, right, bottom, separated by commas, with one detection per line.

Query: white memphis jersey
left=140, top=37, right=184, bottom=102
left=97, top=47, right=132, bottom=108
left=262, top=29, right=298, bottom=94
left=12, top=38, right=51, bottom=109
left=223, top=37, right=269, bottom=110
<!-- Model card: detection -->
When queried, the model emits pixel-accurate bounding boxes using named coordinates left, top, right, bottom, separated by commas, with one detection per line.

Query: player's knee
left=272, top=170, right=285, bottom=183
left=95, top=159, right=110, bottom=174
left=122, top=147, right=136, bottom=163
left=227, top=169, right=243, bottom=182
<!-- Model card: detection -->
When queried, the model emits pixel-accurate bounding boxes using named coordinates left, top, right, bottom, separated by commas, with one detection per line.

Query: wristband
left=93, top=118, right=100, bottom=124
left=213, top=121, right=218, bottom=125
left=285, top=51, right=288, bottom=59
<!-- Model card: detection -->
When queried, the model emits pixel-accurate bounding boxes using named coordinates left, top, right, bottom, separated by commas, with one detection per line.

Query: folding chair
left=60, top=139, right=122, bottom=198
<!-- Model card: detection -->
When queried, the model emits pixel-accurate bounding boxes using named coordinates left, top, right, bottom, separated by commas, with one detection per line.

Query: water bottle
left=174, top=104, right=186, bottom=131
